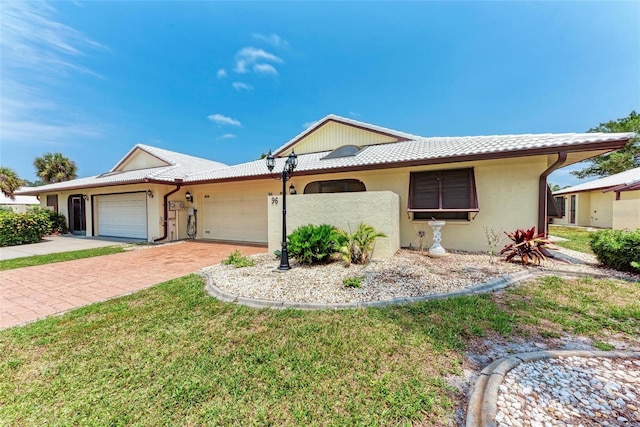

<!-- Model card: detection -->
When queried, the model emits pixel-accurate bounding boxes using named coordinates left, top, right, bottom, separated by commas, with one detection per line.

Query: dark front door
left=68, top=195, right=86, bottom=235
left=570, top=195, right=576, bottom=224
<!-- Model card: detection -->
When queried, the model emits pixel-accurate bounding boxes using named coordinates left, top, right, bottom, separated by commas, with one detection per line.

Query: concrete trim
left=466, top=350, right=640, bottom=427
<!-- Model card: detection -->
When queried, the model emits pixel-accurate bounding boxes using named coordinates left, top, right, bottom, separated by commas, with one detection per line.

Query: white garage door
left=201, top=192, right=267, bottom=243
left=97, top=192, right=148, bottom=239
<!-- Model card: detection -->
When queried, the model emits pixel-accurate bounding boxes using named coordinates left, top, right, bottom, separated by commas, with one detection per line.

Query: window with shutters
left=408, top=168, right=479, bottom=221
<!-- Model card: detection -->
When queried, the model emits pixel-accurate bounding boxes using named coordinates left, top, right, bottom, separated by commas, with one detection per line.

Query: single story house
left=19, top=115, right=635, bottom=256
left=552, top=166, right=640, bottom=230
left=0, top=188, right=40, bottom=213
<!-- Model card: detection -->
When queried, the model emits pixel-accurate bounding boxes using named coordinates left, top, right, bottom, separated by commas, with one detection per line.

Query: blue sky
left=1, top=1, right=638, bottom=188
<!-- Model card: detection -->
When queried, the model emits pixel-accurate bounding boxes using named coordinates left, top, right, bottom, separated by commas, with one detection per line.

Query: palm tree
left=33, top=152, right=78, bottom=184
left=0, top=166, right=24, bottom=199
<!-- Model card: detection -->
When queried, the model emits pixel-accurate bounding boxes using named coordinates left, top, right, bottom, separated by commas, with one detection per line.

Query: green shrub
left=590, top=229, right=640, bottom=272
left=343, top=276, right=364, bottom=288
left=29, top=207, right=68, bottom=234
left=339, top=223, right=387, bottom=265
left=222, top=250, right=255, bottom=268
left=0, top=209, right=52, bottom=247
left=287, top=224, right=343, bottom=265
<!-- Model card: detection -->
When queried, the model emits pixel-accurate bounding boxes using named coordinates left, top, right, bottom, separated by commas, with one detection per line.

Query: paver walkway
left=0, top=241, right=266, bottom=329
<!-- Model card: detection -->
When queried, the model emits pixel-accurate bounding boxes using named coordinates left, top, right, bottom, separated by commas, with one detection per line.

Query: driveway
left=0, top=241, right=266, bottom=329
left=0, top=235, right=138, bottom=261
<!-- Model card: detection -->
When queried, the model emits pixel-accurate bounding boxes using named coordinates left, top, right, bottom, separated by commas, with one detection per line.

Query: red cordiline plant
left=500, top=227, right=553, bottom=266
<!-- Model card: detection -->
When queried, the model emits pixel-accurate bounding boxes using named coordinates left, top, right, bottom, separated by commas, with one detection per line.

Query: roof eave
left=188, top=138, right=633, bottom=186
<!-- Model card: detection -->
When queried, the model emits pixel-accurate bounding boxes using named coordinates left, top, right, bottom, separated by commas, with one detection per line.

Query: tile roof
left=186, top=131, right=635, bottom=182
left=553, top=166, right=640, bottom=195
left=17, top=115, right=636, bottom=194
left=0, top=188, right=39, bottom=205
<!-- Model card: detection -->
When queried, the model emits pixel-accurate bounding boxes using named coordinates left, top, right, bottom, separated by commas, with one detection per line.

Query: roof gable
left=112, top=145, right=172, bottom=172
left=273, top=115, right=417, bottom=156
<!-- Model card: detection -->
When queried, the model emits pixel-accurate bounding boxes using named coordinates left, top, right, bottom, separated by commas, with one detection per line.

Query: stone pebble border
left=198, top=269, right=536, bottom=310
left=465, top=350, right=640, bottom=427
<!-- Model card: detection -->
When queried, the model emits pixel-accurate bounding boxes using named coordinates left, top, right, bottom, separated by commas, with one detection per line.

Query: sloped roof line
left=273, top=114, right=423, bottom=156
left=554, top=166, right=640, bottom=195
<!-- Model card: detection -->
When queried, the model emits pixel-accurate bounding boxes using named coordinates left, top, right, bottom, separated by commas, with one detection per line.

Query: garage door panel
left=202, top=193, right=266, bottom=242
left=97, top=193, right=147, bottom=239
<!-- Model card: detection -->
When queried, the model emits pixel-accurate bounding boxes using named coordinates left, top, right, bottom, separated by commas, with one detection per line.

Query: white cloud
left=0, top=2, right=107, bottom=145
left=252, top=33, right=289, bottom=48
left=302, top=121, right=318, bottom=129
left=234, top=47, right=282, bottom=73
left=208, top=114, right=241, bottom=127
left=217, top=68, right=227, bottom=79
left=253, top=63, right=278, bottom=75
left=218, top=133, right=237, bottom=140
left=232, top=82, right=254, bottom=91
left=349, top=111, right=362, bottom=118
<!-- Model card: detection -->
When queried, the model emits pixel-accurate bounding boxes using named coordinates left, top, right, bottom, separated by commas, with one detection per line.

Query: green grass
left=1, top=274, right=637, bottom=426
left=0, top=246, right=126, bottom=271
left=548, top=225, right=595, bottom=254
left=501, top=276, right=640, bottom=338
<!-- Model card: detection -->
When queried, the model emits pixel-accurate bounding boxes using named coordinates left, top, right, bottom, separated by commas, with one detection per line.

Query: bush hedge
left=590, top=229, right=640, bottom=272
left=287, top=224, right=344, bottom=265
left=0, top=209, right=53, bottom=247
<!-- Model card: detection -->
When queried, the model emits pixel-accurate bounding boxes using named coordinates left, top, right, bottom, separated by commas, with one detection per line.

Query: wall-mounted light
left=289, top=183, right=297, bottom=195
left=185, top=191, right=193, bottom=203
left=147, top=189, right=154, bottom=198
left=82, top=194, right=88, bottom=201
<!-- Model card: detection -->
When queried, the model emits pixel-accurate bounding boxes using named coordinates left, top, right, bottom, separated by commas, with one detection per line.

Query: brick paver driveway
left=0, top=241, right=266, bottom=329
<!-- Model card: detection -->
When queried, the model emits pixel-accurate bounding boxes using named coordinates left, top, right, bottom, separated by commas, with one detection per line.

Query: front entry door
left=570, top=195, right=576, bottom=224
left=68, top=195, right=86, bottom=235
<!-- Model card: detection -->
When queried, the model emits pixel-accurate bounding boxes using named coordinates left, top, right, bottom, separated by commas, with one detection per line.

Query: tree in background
left=0, top=167, right=24, bottom=199
left=571, top=111, right=640, bottom=179
left=33, top=152, right=78, bottom=184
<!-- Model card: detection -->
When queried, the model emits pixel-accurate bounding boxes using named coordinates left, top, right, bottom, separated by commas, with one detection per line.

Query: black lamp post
left=266, top=149, right=298, bottom=270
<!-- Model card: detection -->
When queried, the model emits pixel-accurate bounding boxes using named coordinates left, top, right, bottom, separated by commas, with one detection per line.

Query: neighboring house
left=0, top=188, right=40, bottom=213
left=552, top=167, right=640, bottom=230
left=18, top=115, right=635, bottom=255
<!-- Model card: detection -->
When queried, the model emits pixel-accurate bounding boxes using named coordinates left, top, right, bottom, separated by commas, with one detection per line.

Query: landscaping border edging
left=465, top=350, right=640, bottom=427
left=198, top=269, right=536, bottom=310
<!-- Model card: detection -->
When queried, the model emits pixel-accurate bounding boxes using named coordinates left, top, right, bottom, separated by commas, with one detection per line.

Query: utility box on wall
left=168, top=201, right=185, bottom=211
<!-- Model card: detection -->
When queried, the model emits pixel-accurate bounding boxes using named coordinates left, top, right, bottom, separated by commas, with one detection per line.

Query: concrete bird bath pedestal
left=427, top=220, right=447, bottom=257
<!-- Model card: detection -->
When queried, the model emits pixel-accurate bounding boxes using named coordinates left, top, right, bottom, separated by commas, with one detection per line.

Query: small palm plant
left=500, top=227, right=552, bottom=266
left=339, top=223, right=386, bottom=265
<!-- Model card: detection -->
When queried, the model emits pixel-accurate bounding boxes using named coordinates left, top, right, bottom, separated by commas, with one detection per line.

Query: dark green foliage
left=33, top=152, right=78, bottom=184
left=590, top=229, right=640, bottom=272
left=500, top=227, right=552, bottom=265
left=30, top=207, right=68, bottom=234
left=339, top=223, right=387, bottom=265
left=222, top=250, right=255, bottom=267
left=0, top=166, right=24, bottom=199
left=0, top=209, right=52, bottom=246
left=287, top=224, right=343, bottom=264
left=571, top=111, right=640, bottom=179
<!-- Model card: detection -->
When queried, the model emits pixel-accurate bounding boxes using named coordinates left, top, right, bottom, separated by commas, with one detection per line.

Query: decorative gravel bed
left=203, top=249, right=527, bottom=304
left=203, top=248, right=639, bottom=305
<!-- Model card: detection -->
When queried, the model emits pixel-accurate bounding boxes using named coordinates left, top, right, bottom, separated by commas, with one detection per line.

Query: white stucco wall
left=267, top=191, right=400, bottom=259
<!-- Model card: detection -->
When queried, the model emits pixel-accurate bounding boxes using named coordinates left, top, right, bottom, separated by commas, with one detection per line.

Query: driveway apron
left=0, top=241, right=266, bottom=329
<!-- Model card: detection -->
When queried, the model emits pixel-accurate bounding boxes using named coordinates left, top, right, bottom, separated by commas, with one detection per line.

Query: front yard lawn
left=0, top=246, right=125, bottom=271
left=1, top=274, right=638, bottom=426
left=548, top=225, right=595, bottom=254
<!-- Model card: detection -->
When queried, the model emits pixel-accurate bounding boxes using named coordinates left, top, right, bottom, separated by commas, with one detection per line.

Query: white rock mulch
left=497, top=357, right=640, bottom=427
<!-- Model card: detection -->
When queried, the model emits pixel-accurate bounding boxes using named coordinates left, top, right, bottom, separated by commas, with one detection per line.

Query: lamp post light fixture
left=266, top=149, right=298, bottom=270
